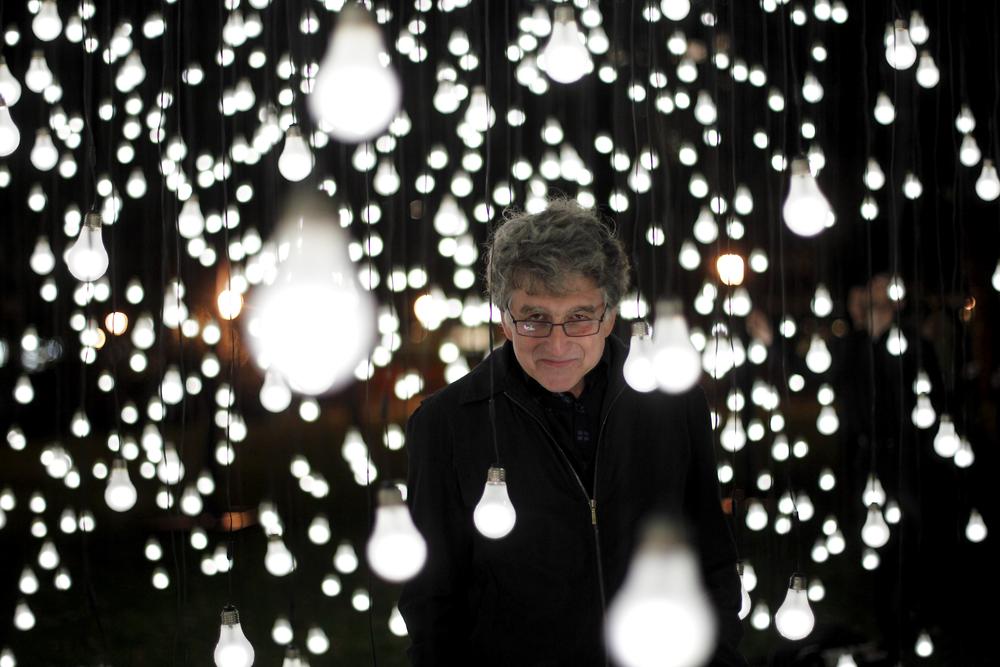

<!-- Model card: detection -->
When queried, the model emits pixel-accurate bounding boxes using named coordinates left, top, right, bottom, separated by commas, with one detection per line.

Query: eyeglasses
left=507, top=305, right=609, bottom=338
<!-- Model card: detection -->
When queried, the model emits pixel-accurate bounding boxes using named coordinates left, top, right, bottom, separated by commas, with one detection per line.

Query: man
left=399, top=200, right=745, bottom=666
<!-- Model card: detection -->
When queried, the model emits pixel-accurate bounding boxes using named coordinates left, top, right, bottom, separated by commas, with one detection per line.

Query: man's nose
left=546, top=325, right=571, bottom=353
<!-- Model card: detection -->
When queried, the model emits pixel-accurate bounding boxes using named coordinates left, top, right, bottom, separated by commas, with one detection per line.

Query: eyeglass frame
left=505, top=303, right=610, bottom=338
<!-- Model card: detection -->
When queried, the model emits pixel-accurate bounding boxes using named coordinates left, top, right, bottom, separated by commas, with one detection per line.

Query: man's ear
left=500, top=311, right=514, bottom=340
left=604, top=307, right=617, bottom=335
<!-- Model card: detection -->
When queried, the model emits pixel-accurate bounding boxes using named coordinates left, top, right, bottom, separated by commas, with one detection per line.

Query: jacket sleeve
left=684, top=388, right=748, bottom=666
left=397, top=399, right=475, bottom=665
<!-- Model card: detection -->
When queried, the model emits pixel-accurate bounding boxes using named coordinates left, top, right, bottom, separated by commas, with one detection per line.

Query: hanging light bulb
left=805, top=335, right=832, bottom=374
left=873, top=92, right=896, bottom=125
left=914, top=630, right=934, bottom=658
left=13, top=599, right=35, bottom=631
left=473, top=467, right=517, bottom=539
left=954, top=437, right=975, bottom=468
left=660, top=0, right=691, bottom=22
left=65, top=212, right=109, bottom=282
left=745, top=499, right=768, bottom=531
left=247, top=195, right=375, bottom=395
left=278, top=125, right=313, bottom=182
left=605, top=519, right=716, bottom=667
left=366, top=485, right=427, bottom=582
left=965, top=509, right=987, bottom=543
left=30, top=129, right=58, bottom=171
left=177, top=196, right=205, bottom=239
left=915, top=51, right=939, bottom=88
left=32, top=0, right=63, bottom=42
left=816, top=405, right=839, bottom=435
left=271, top=617, right=293, bottom=645
left=29, top=236, right=56, bottom=275
left=538, top=6, right=592, bottom=84
left=25, top=52, right=53, bottom=94
left=0, top=57, right=22, bottom=106
left=975, top=159, right=1000, bottom=201
left=651, top=301, right=701, bottom=393
left=264, top=535, right=295, bottom=577
left=861, top=503, right=890, bottom=548
left=884, top=20, right=917, bottom=70
left=0, top=96, right=20, bottom=157
left=214, top=605, right=255, bottom=667
left=624, top=322, right=657, bottom=393
left=911, top=394, right=936, bottom=429
left=774, top=574, right=815, bottom=640
left=259, top=368, right=292, bottom=413
left=959, top=134, right=981, bottom=167
left=310, top=4, right=401, bottom=143
left=737, top=563, right=752, bottom=620
left=811, top=284, right=833, bottom=317
left=863, top=158, right=885, bottom=190
left=782, top=158, right=832, bottom=237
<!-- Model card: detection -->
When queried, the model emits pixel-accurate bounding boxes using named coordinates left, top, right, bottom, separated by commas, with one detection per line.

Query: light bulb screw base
left=377, top=485, right=404, bottom=507
left=486, top=466, right=506, bottom=484
left=631, top=321, right=651, bottom=338
left=788, top=573, right=807, bottom=591
left=83, top=212, right=102, bottom=230
left=220, top=604, right=240, bottom=626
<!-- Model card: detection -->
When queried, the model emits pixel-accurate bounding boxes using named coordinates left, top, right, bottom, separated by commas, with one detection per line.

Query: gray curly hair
left=486, top=199, right=631, bottom=309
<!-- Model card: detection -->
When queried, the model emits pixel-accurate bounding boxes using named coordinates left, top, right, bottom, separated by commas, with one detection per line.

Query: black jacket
left=399, top=336, right=746, bottom=666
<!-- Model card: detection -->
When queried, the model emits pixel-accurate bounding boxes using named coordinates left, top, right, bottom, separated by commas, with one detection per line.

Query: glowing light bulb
left=965, top=509, right=987, bottom=542
left=248, top=195, right=375, bottom=395
left=745, top=500, right=768, bottom=531
left=959, top=134, right=981, bottom=167
left=66, top=212, right=109, bottom=282
left=660, top=0, right=691, bottom=22
left=389, top=605, right=408, bottom=637
left=774, top=574, right=815, bottom=640
left=954, top=437, right=975, bottom=468
left=811, top=284, right=833, bottom=317
left=0, top=57, right=22, bottom=106
left=624, top=322, right=657, bottom=393
left=861, top=503, right=890, bottom=548
left=863, top=474, right=886, bottom=506
left=911, top=394, right=936, bottom=429
left=605, top=519, right=716, bottom=667
left=873, top=92, right=895, bottom=125
left=264, top=535, right=295, bottom=577
left=915, top=51, right=939, bottom=88
left=25, top=52, right=53, bottom=94
left=975, top=159, right=1000, bottom=201
left=651, top=301, right=701, bottom=393
left=538, top=6, right=592, bottom=84
left=177, top=196, right=205, bottom=239
left=30, top=129, right=58, bottom=170
left=474, top=467, right=517, bottom=539
left=914, top=630, right=933, bottom=658
left=0, top=97, right=21, bottom=157
left=884, top=20, right=917, bottom=70
left=29, top=236, right=56, bottom=275
left=214, top=605, right=255, bottom=667
left=367, top=486, right=427, bottom=582
left=783, top=158, right=832, bottom=237
left=805, top=335, right=832, bottom=374
left=259, top=368, right=292, bottom=413
left=310, top=4, right=401, bottom=142
left=32, top=0, right=63, bottom=42
left=716, top=253, right=745, bottom=286
left=271, top=616, right=293, bottom=645
left=863, top=158, right=885, bottom=190
left=105, top=459, right=137, bottom=511
left=334, top=541, right=359, bottom=573
left=13, top=599, right=35, bottom=631
left=693, top=90, right=717, bottom=124
left=278, top=125, right=313, bottom=181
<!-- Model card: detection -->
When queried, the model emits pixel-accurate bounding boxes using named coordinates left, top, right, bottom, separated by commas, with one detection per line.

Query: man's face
left=501, top=275, right=616, bottom=397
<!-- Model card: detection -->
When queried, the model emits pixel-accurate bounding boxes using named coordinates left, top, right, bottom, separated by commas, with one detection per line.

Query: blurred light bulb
left=605, top=519, right=716, bottom=667
left=367, top=486, right=427, bottom=582
left=911, top=394, right=936, bottom=429
left=259, top=368, right=292, bottom=412
left=474, top=467, right=516, bottom=539
left=214, top=606, right=255, bottom=667
left=915, top=51, right=939, bottom=88
left=30, top=236, right=56, bottom=275
left=538, top=7, right=592, bottom=84
left=66, top=212, right=109, bottom=282
left=975, top=159, right=1000, bottom=201
left=861, top=503, right=890, bottom=548
left=885, top=20, right=917, bottom=70
left=811, top=284, right=833, bottom=317
left=0, top=57, right=22, bottom=105
left=774, top=574, right=815, bottom=640
left=651, top=301, right=701, bottom=393
left=965, top=509, right=987, bottom=542
left=805, top=335, right=832, bottom=374
left=278, top=125, right=313, bottom=181
left=873, top=93, right=896, bottom=125
left=105, top=459, right=137, bottom=511
left=310, top=5, right=400, bottom=142
left=661, top=0, right=691, bottom=22
left=32, top=1, right=63, bottom=42
left=248, top=196, right=374, bottom=395
left=716, top=254, right=745, bottom=286
left=30, top=129, right=58, bottom=170
left=737, top=564, right=751, bottom=620
left=272, top=616, right=293, bottom=645
left=915, top=630, right=933, bottom=658
left=783, top=158, right=832, bottom=237
left=624, top=322, right=657, bottom=393
left=177, top=196, right=205, bottom=239
left=0, top=97, right=19, bottom=156
left=959, top=134, right=981, bottom=167
left=265, top=535, right=295, bottom=577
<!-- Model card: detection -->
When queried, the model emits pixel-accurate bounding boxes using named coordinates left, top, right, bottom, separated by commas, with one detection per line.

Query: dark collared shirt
left=514, top=348, right=609, bottom=496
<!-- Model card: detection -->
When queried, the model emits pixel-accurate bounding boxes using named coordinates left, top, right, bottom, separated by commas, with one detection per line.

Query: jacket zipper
left=503, top=386, right=626, bottom=663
